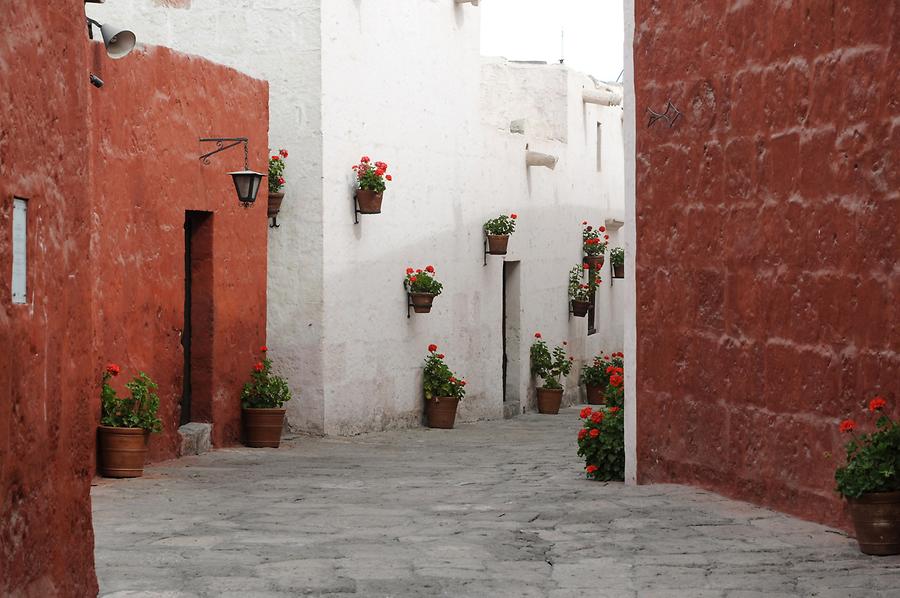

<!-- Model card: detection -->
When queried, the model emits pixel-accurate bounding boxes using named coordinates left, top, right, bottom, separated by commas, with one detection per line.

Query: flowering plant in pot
left=835, top=396, right=900, bottom=555
left=530, top=333, right=573, bottom=414
left=353, top=155, right=392, bottom=214
left=569, top=265, right=601, bottom=318
left=610, top=247, right=625, bottom=278
left=483, top=213, right=518, bottom=255
left=404, top=265, right=443, bottom=314
left=423, top=344, right=466, bottom=429
left=577, top=405, right=625, bottom=481
left=582, top=221, right=609, bottom=269
left=241, top=346, right=292, bottom=448
left=604, top=365, right=624, bottom=408
left=98, top=364, right=162, bottom=478
left=268, top=149, right=288, bottom=218
left=581, top=352, right=622, bottom=405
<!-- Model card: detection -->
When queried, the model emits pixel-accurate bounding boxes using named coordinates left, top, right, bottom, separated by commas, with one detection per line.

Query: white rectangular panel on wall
left=12, top=198, right=27, bottom=304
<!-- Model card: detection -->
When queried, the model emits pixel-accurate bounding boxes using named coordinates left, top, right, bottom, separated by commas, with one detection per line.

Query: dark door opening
left=182, top=211, right=214, bottom=426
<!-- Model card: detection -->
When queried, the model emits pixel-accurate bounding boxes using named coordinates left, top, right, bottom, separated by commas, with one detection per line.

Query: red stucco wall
left=634, top=1, right=898, bottom=529
left=89, top=45, right=269, bottom=461
left=1, top=3, right=99, bottom=596
left=2, top=3, right=269, bottom=594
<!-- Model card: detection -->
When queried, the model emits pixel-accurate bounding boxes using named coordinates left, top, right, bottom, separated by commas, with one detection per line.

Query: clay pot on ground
left=267, top=191, right=285, bottom=218
left=410, top=292, right=436, bottom=314
left=586, top=385, right=604, bottom=405
left=356, top=189, right=383, bottom=213
left=612, top=263, right=624, bottom=278
left=242, top=407, right=287, bottom=448
left=571, top=299, right=591, bottom=317
left=537, top=387, right=564, bottom=415
left=848, top=491, right=900, bottom=555
left=426, top=396, right=459, bottom=429
left=584, top=255, right=605, bottom=270
left=98, top=426, right=148, bottom=478
left=486, top=234, right=510, bottom=255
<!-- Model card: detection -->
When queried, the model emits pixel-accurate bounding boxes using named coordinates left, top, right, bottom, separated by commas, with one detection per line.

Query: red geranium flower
left=534, top=332, right=542, bottom=339
left=254, top=362, right=264, bottom=373
left=449, top=377, right=457, bottom=384
left=428, top=344, right=438, bottom=353
left=578, top=429, right=587, bottom=440
left=590, top=411, right=603, bottom=424
left=510, top=213, right=518, bottom=219
left=385, top=174, right=392, bottom=181
left=599, top=226, right=606, bottom=233
left=106, top=363, right=120, bottom=376
left=609, top=406, right=621, bottom=414
left=589, top=428, right=600, bottom=438
left=604, top=235, right=610, bottom=240
left=582, top=220, right=588, bottom=225
left=260, top=345, right=268, bottom=352
left=580, top=407, right=593, bottom=418
left=278, top=177, right=285, bottom=185
left=425, top=265, right=435, bottom=273
left=410, top=276, right=417, bottom=283
left=361, top=156, right=370, bottom=163
left=271, top=155, right=280, bottom=161
left=460, top=380, right=467, bottom=387
left=416, top=269, right=423, bottom=274
left=839, top=419, right=856, bottom=433
left=586, top=464, right=598, bottom=473
left=869, top=396, right=887, bottom=412
left=437, top=354, right=445, bottom=359
left=406, top=267, right=414, bottom=274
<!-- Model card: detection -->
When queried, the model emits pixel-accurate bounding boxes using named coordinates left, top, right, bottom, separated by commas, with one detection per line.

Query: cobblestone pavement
left=92, top=408, right=900, bottom=597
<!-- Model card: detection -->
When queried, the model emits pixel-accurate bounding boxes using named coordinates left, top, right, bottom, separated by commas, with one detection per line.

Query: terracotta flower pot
left=356, top=189, right=383, bottom=214
left=537, top=387, right=564, bottom=415
left=486, top=234, right=510, bottom=255
left=584, top=255, right=605, bottom=270
left=267, top=191, right=285, bottom=218
left=586, top=384, right=604, bottom=405
left=410, top=292, right=436, bottom=314
left=98, top=426, right=148, bottom=478
left=612, top=263, right=624, bottom=278
left=426, top=396, right=459, bottom=429
left=571, top=299, right=591, bottom=317
left=848, top=491, right=900, bottom=555
left=242, top=407, right=286, bottom=448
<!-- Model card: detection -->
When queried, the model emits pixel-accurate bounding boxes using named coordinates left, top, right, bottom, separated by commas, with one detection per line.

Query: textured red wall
left=634, top=1, right=898, bottom=529
left=0, top=4, right=99, bottom=596
left=2, top=4, right=269, bottom=594
left=89, top=45, right=269, bottom=461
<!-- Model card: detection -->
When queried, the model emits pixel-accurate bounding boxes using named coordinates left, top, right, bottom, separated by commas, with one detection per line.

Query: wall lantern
left=85, top=18, right=136, bottom=59
left=199, top=137, right=265, bottom=206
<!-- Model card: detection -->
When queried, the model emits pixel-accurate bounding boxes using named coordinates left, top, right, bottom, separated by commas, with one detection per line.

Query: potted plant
left=582, top=221, right=609, bottom=269
left=483, top=213, right=518, bottom=255
left=835, top=396, right=899, bottom=555
left=98, top=364, right=162, bottom=478
left=404, top=265, right=443, bottom=314
left=353, top=155, right=392, bottom=213
left=241, top=346, right=292, bottom=448
left=577, top=405, right=625, bottom=481
left=610, top=247, right=625, bottom=278
left=581, top=357, right=607, bottom=405
left=423, top=344, right=466, bottom=429
left=569, top=265, right=601, bottom=318
left=268, top=149, right=288, bottom=218
left=530, top=333, right=573, bottom=414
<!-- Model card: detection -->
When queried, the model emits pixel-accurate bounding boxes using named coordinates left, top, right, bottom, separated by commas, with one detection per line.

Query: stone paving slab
left=92, top=408, right=900, bottom=597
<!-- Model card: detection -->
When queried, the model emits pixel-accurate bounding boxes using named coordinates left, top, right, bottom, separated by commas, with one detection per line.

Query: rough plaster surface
left=0, top=3, right=98, bottom=595
left=90, top=45, right=269, bottom=460
left=633, top=0, right=899, bottom=529
left=92, top=409, right=900, bottom=596
left=99, top=0, right=628, bottom=437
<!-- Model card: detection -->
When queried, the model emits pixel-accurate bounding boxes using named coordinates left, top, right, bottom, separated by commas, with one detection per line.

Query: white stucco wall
left=91, top=0, right=627, bottom=437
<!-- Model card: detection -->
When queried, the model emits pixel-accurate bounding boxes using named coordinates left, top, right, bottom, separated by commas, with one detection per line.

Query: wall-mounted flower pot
left=426, top=396, right=459, bottom=429
left=612, top=263, right=624, bottom=278
left=537, top=387, right=564, bottom=414
left=586, top=384, right=604, bottom=405
left=267, top=191, right=285, bottom=218
left=486, top=235, right=510, bottom=255
left=409, top=292, right=436, bottom=314
left=848, top=491, right=900, bottom=555
left=242, top=407, right=286, bottom=448
left=571, top=299, right=590, bottom=317
left=584, top=255, right=605, bottom=270
left=356, top=189, right=383, bottom=214
left=98, top=426, right=148, bottom=478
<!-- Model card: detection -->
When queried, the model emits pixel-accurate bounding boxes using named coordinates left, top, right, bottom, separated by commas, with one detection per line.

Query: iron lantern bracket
left=199, top=137, right=250, bottom=169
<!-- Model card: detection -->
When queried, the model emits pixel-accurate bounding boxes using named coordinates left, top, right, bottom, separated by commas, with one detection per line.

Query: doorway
left=502, top=261, right=521, bottom=418
left=182, top=211, right=214, bottom=425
